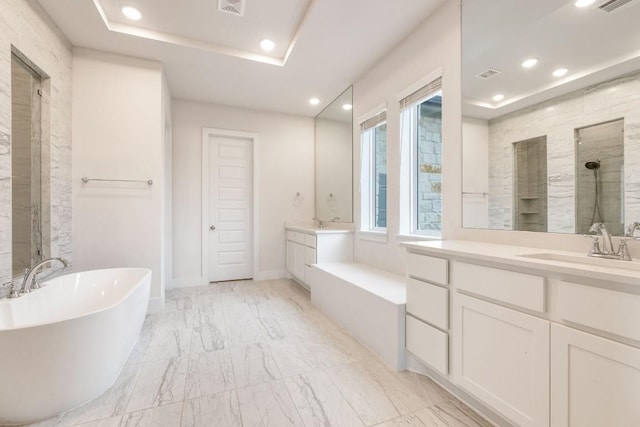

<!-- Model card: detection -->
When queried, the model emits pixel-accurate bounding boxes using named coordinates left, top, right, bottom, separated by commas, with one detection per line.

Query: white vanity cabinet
left=453, top=293, right=549, bottom=427
left=405, top=251, right=450, bottom=376
left=551, top=324, right=640, bottom=427
left=402, top=240, right=640, bottom=427
left=285, top=227, right=353, bottom=289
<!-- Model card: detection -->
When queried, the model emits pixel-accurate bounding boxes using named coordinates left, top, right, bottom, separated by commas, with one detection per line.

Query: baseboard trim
left=254, top=269, right=287, bottom=281
left=169, top=277, right=209, bottom=289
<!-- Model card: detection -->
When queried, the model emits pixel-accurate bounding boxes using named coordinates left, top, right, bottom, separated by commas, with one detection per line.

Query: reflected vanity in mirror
left=461, top=0, right=640, bottom=235
left=315, top=86, right=353, bottom=223
left=11, top=52, right=44, bottom=276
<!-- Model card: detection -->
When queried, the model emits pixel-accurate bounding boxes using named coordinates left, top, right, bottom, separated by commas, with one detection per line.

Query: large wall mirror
left=461, top=0, right=640, bottom=236
left=315, top=86, right=353, bottom=223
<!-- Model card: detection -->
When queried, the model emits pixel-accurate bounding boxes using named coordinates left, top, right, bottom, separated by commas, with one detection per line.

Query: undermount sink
left=518, top=252, right=640, bottom=272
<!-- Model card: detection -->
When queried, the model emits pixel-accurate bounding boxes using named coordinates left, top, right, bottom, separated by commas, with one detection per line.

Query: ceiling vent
left=218, top=0, right=245, bottom=16
left=476, top=69, right=502, bottom=80
left=599, top=0, right=634, bottom=12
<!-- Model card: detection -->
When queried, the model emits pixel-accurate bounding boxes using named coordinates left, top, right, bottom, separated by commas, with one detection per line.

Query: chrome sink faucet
left=312, top=217, right=325, bottom=229
left=589, top=223, right=615, bottom=255
left=587, top=223, right=635, bottom=261
left=9, top=257, right=71, bottom=298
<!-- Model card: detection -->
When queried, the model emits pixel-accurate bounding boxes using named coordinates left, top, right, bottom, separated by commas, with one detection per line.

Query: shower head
left=585, top=160, right=601, bottom=170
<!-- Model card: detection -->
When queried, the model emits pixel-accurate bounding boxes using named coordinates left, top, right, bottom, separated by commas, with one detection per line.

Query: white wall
left=462, top=117, right=489, bottom=229
left=72, top=48, right=167, bottom=305
left=352, top=0, right=461, bottom=275
left=171, top=99, right=314, bottom=286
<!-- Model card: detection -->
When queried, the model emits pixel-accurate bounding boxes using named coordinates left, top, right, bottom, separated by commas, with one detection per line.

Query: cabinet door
left=453, top=294, right=549, bottom=427
left=293, top=242, right=306, bottom=281
left=551, top=324, right=640, bottom=427
left=286, top=240, right=296, bottom=275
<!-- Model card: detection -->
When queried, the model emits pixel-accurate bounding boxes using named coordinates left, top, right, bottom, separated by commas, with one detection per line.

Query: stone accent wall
left=0, top=0, right=72, bottom=290
left=417, top=101, right=442, bottom=231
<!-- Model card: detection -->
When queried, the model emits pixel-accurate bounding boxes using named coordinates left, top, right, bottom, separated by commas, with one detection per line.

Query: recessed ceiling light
left=259, top=38, right=275, bottom=52
left=492, top=94, right=505, bottom=102
left=121, top=5, right=142, bottom=20
left=309, top=97, right=320, bottom=106
left=521, top=58, right=538, bottom=69
left=552, top=68, right=568, bottom=77
left=342, top=103, right=353, bottom=111
left=574, top=0, right=596, bottom=7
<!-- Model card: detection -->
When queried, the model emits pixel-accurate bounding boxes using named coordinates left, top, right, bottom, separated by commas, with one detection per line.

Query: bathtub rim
left=0, top=267, right=152, bottom=332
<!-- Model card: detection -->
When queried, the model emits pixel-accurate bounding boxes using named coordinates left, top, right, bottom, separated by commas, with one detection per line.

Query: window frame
left=398, top=70, right=443, bottom=238
left=359, top=106, right=388, bottom=235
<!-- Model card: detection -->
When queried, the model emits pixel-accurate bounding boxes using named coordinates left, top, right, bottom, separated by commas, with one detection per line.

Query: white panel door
left=208, top=135, right=252, bottom=282
left=551, top=324, right=640, bottom=427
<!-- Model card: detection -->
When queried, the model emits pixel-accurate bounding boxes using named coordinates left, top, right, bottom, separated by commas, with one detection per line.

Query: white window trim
left=359, top=104, right=387, bottom=234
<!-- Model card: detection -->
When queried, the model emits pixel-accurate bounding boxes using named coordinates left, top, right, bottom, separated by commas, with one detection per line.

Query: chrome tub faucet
left=9, top=257, right=72, bottom=298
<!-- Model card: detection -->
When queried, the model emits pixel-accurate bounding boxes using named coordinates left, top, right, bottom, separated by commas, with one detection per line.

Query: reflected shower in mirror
left=315, top=86, right=353, bottom=223
left=11, top=53, right=43, bottom=275
left=461, top=0, right=640, bottom=235
left=575, top=120, right=624, bottom=235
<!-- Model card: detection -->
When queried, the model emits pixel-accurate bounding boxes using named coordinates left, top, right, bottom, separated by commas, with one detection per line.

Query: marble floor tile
left=325, top=362, right=408, bottom=425
left=267, top=338, right=320, bottom=378
left=119, top=402, right=183, bottom=427
left=230, top=342, right=282, bottom=388
left=184, top=350, right=235, bottom=400
left=236, top=380, right=304, bottom=427
left=37, top=279, right=490, bottom=427
left=181, top=391, right=242, bottom=427
left=285, top=371, right=364, bottom=427
left=75, top=417, right=122, bottom=427
left=60, top=362, right=141, bottom=425
left=164, top=294, right=195, bottom=312
left=126, top=357, right=188, bottom=413
left=146, top=328, right=192, bottom=362
left=146, top=310, right=194, bottom=332
left=375, top=401, right=491, bottom=427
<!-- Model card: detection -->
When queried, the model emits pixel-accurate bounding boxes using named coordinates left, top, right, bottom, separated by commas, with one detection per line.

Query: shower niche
left=513, top=136, right=547, bottom=232
left=575, top=119, right=624, bottom=235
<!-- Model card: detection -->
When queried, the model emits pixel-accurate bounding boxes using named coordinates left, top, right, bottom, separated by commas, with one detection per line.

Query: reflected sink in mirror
left=518, top=252, right=640, bottom=272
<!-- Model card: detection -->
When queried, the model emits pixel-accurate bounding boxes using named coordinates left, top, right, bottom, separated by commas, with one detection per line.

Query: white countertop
left=286, top=225, right=354, bottom=235
left=401, top=240, right=640, bottom=287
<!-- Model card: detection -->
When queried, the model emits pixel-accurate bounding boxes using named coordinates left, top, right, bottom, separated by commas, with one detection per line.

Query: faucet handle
left=617, top=237, right=632, bottom=261
left=584, top=234, right=601, bottom=256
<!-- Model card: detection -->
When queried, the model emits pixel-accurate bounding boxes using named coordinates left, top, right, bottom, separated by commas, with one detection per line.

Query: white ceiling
left=38, top=0, right=446, bottom=116
left=463, top=0, right=640, bottom=120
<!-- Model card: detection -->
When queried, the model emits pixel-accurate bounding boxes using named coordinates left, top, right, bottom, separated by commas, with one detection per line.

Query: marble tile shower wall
left=488, top=71, right=640, bottom=233
left=0, top=0, right=73, bottom=283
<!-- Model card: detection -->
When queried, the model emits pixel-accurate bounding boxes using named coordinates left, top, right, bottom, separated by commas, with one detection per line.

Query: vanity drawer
left=292, top=232, right=305, bottom=244
left=305, top=247, right=316, bottom=266
left=407, top=252, right=448, bottom=286
left=406, top=315, right=448, bottom=375
left=558, top=281, right=640, bottom=342
left=407, top=278, right=448, bottom=330
left=454, top=262, right=546, bottom=313
left=305, top=235, right=317, bottom=248
left=286, top=231, right=295, bottom=241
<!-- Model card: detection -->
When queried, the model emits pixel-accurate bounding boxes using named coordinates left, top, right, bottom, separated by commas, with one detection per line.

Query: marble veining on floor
left=18, top=279, right=491, bottom=427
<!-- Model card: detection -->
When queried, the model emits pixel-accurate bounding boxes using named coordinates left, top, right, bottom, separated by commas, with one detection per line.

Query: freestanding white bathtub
left=0, top=268, right=151, bottom=425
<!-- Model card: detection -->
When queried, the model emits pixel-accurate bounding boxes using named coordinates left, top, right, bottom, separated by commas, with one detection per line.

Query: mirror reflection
left=11, top=53, right=43, bottom=275
left=461, top=0, right=640, bottom=235
left=315, top=86, right=353, bottom=223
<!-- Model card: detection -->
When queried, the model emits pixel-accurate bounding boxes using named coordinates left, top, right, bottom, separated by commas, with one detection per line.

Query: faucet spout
left=19, top=257, right=71, bottom=295
left=589, top=223, right=615, bottom=255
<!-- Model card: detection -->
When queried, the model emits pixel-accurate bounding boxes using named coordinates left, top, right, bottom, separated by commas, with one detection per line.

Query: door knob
left=210, top=225, right=216, bottom=231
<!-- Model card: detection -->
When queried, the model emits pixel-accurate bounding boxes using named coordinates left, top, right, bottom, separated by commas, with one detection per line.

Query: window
left=400, top=74, right=442, bottom=236
left=360, top=110, right=387, bottom=232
